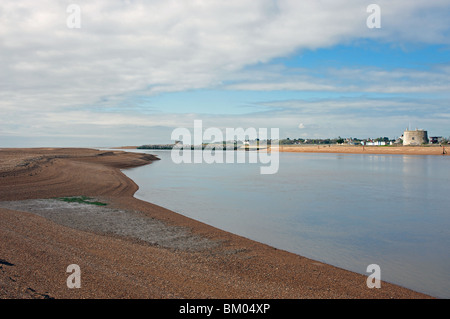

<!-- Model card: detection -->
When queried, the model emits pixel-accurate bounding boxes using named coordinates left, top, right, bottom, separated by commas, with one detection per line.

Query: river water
left=121, top=149, right=450, bottom=298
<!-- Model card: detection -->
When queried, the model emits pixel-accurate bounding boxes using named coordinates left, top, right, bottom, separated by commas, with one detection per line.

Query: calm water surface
left=122, top=150, right=450, bottom=298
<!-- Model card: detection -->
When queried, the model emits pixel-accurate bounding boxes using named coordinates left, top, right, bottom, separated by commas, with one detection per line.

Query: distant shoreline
left=114, top=144, right=449, bottom=156
left=276, top=144, right=448, bottom=156
left=110, top=146, right=140, bottom=149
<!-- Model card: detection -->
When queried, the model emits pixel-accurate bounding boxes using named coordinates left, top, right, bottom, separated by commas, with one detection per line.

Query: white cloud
left=225, top=64, right=450, bottom=94
left=1, top=0, right=450, bottom=145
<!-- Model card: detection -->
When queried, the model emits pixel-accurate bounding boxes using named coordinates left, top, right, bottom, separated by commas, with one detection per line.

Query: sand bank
left=113, top=144, right=449, bottom=156
left=0, top=148, right=433, bottom=298
left=276, top=144, right=448, bottom=156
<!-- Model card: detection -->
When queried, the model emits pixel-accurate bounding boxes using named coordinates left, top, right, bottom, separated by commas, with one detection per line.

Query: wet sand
left=276, top=144, right=449, bottom=156
left=0, top=148, right=433, bottom=298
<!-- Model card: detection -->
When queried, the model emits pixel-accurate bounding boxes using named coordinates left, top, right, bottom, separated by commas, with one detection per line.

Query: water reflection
left=122, top=150, right=450, bottom=298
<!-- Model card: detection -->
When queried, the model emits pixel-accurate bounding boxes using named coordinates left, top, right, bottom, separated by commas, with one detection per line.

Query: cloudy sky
left=1, top=0, right=449, bottom=147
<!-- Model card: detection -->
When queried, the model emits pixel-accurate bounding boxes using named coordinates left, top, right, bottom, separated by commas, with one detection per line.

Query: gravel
left=0, top=198, right=218, bottom=252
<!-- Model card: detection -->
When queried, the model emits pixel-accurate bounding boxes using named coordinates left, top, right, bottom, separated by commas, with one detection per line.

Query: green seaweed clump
left=55, top=196, right=107, bottom=206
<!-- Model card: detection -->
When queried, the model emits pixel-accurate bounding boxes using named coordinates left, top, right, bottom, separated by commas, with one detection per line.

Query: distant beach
left=114, top=144, right=449, bottom=156
left=0, top=148, right=433, bottom=298
left=276, top=144, right=448, bottom=156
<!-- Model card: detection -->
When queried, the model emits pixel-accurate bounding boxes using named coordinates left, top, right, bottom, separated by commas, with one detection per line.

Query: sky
left=1, top=0, right=450, bottom=147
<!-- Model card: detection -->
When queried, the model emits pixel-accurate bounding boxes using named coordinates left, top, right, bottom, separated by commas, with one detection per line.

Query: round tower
left=403, top=129, right=428, bottom=145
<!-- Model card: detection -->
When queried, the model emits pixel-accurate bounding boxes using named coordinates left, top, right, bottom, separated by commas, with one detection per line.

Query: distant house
left=429, top=136, right=442, bottom=144
left=364, top=141, right=386, bottom=146
left=346, top=138, right=361, bottom=145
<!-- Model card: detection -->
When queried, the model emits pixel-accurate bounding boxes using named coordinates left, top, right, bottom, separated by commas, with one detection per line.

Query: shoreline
left=0, top=148, right=434, bottom=298
left=113, top=145, right=449, bottom=156
left=276, top=145, right=448, bottom=156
